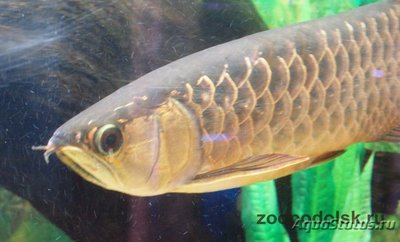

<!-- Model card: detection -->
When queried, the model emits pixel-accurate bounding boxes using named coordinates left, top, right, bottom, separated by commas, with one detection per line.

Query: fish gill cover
left=241, top=0, right=400, bottom=242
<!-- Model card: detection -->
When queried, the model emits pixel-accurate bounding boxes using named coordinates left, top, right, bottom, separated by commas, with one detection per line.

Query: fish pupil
left=101, top=130, right=121, bottom=152
left=104, top=133, right=116, bottom=148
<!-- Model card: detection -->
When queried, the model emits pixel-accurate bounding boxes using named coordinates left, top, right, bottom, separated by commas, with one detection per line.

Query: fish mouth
left=56, top=146, right=122, bottom=191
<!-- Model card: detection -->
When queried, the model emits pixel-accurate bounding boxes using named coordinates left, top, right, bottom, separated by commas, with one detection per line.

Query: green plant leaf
left=241, top=181, right=290, bottom=242
left=364, top=142, right=400, bottom=153
left=331, top=152, right=375, bottom=241
left=0, top=187, right=71, bottom=242
left=292, top=161, right=335, bottom=242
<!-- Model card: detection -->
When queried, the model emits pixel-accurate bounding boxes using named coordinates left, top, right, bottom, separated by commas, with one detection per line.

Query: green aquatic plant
left=0, top=188, right=71, bottom=242
left=241, top=180, right=290, bottom=242
left=364, top=142, right=400, bottom=153
left=292, top=144, right=374, bottom=242
left=251, top=0, right=381, bottom=29
left=251, top=0, right=360, bottom=29
left=242, top=0, right=399, bottom=241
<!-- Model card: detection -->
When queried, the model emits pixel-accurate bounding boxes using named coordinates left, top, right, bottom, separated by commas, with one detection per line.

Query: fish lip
left=56, top=146, right=123, bottom=190
left=60, top=153, right=108, bottom=188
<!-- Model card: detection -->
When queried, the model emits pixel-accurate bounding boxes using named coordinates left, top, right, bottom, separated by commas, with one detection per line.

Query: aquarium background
left=0, top=0, right=398, bottom=241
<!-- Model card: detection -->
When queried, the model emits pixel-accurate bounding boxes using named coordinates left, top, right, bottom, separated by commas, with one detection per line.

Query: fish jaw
left=55, top=144, right=173, bottom=196
left=56, top=146, right=124, bottom=192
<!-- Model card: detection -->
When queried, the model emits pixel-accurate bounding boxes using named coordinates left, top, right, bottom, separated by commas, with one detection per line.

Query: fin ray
left=174, top=154, right=311, bottom=193
left=309, top=150, right=345, bottom=167
left=380, top=126, right=400, bottom=143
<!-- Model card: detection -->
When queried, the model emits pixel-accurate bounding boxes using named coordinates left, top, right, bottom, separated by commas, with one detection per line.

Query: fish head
left=40, top=94, right=201, bottom=196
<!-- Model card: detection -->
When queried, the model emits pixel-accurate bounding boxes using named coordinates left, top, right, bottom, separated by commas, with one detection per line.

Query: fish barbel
left=34, top=1, right=400, bottom=196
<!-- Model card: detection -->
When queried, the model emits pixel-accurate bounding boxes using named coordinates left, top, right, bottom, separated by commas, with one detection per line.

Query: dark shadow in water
left=372, top=153, right=400, bottom=215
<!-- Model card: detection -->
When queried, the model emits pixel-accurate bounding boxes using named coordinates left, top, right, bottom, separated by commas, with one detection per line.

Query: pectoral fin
left=308, top=150, right=345, bottom=167
left=380, top=126, right=400, bottom=143
left=173, top=154, right=311, bottom=193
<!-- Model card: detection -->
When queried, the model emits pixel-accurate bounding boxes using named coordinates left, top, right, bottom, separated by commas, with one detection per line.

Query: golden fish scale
left=177, top=5, right=400, bottom=172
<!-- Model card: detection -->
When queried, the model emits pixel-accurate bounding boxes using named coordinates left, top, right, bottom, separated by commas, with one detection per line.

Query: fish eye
left=94, top=124, right=123, bottom=155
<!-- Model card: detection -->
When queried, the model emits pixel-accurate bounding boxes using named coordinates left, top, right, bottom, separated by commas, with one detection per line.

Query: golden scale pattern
left=178, top=6, right=400, bottom=171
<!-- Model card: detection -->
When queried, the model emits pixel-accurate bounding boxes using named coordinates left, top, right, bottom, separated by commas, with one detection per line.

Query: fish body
left=38, top=1, right=400, bottom=196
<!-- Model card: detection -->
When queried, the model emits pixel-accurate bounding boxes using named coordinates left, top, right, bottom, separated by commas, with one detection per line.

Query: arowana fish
left=34, top=0, right=400, bottom=196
